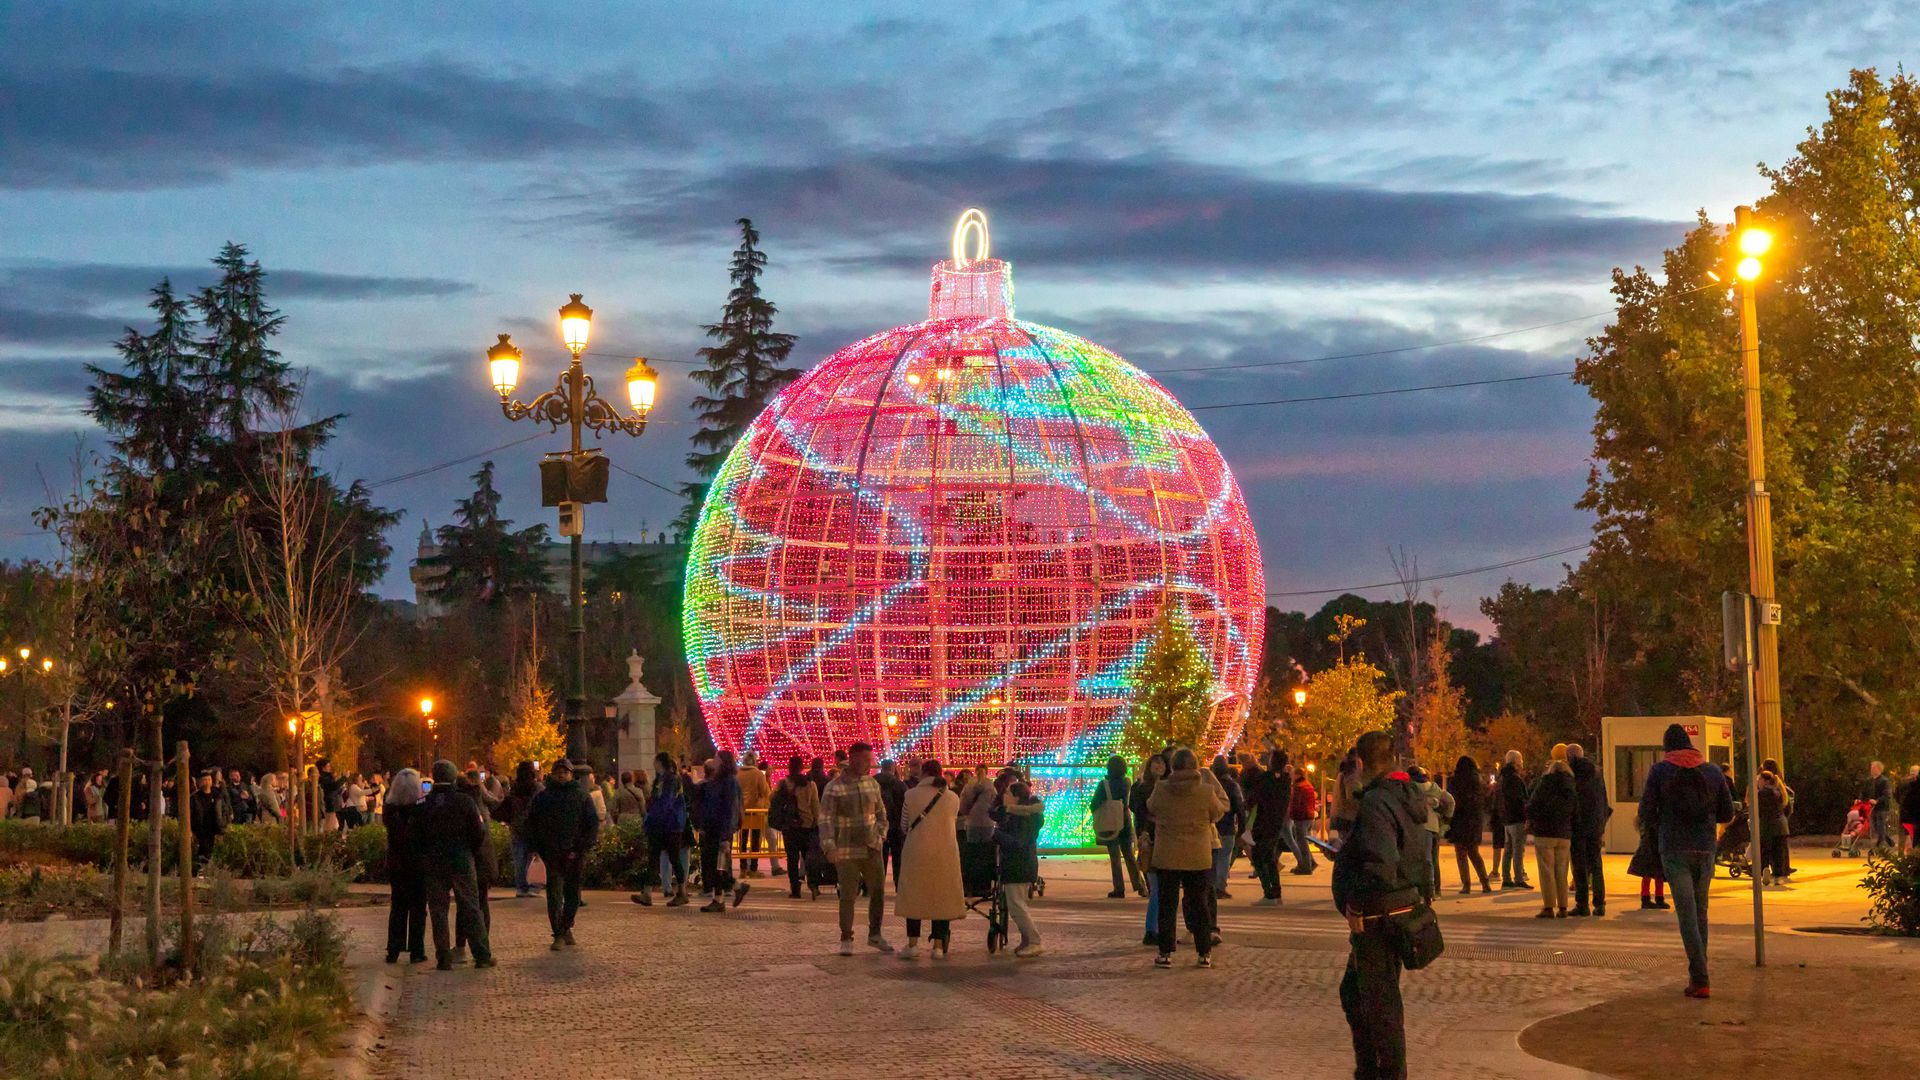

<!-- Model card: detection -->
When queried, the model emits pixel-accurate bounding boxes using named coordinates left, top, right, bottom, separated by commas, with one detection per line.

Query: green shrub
left=0, top=819, right=184, bottom=874
left=344, top=822, right=390, bottom=881
left=0, top=912, right=351, bottom=1079
left=250, top=866, right=353, bottom=907
left=208, top=822, right=295, bottom=877
left=1863, top=849, right=1920, bottom=935
left=583, top=821, right=653, bottom=889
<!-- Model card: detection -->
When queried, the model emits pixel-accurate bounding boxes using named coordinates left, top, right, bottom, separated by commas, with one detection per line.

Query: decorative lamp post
left=419, top=697, right=437, bottom=765
left=1732, top=207, right=1783, bottom=773
left=487, top=295, right=660, bottom=762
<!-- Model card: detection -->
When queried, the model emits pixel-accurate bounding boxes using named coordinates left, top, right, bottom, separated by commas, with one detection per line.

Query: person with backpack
left=1243, top=750, right=1292, bottom=905
left=1639, top=723, right=1735, bottom=998
left=525, top=759, right=599, bottom=950
left=1333, top=731, right=1435, bottom=1080
left=1090, top=755, right=1145, bottom=899
left=995, top=777, right=1046, bottom=957
left=769, top=754, right=820, bottom=899
left=634, top=752, right=691, bottom=907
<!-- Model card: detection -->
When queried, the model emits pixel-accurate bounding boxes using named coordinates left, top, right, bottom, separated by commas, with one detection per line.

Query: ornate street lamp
left=487, top=295, right=660, bottom=761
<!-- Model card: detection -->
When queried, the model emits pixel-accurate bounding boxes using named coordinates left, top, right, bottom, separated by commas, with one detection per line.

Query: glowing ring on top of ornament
left=682, top=210, right=1266, bottom=842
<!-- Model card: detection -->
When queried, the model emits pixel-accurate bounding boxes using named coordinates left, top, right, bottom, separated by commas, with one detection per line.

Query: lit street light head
left=559, top=293, right=593, bottom=356
left=488, top=334, right=522, bottom=396
left=626, top=357, right=658, bottom=414
left=1736, top=256, right=1764, bottom=281
left=1738, top=226, right=1773, bottom=257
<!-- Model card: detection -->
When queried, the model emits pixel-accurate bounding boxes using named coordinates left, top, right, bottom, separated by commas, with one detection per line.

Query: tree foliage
left=1574, top=68, right=1920, bottom=820
left=1286, top=616, right=1402, bottom=766
left=1474, top=711, right=1552, bottom=776
left=491, top=645, right=565, bottom=769
left=1410, top=620, right=1472, bottom=775
left=419, top=462, right=549, bottom=607
left=678, top=218, right=799, bottom=535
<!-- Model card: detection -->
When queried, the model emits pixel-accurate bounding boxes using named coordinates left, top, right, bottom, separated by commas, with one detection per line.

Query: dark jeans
left=885, top=833, right=904, bottom=887
left=904, top=918, right=949, bottom=944
left=1870, top=808, right=1894, bottom=849
left=385, top=869, right=426, bottom=959
left=1453, top=840, right=1490, bottom=890
left=1661, top=850, right=1714, bottom=987
left=1762, top=835, right=1792, bottom=878
left=1251, top=834, right=1284, bottom=899
left=1571, top=832, right=1606, bottom=909
left=456, top=873, right=490, bottom=950
left=1290, top=819, right=1319, bottom=871
left=425, top=851, right=490, bottom=963
left=544, top=850, right=584, bottom=936
left=1106, top=836, right=1144, bottom=894
left=783, top=826, right=816, bottom=895
left=1154, top=868, right=1213, bottom=956
left=647, top=828, right=686, bottom=891
left=1341, top=920, right=1406, bottom=1080
left=698, top=829, right=734, bottom=896
left=741, top=827, right=767, bottom=871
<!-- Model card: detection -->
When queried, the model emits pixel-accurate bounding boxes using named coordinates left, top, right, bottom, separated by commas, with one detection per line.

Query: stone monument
left=613, top=649, right=661, bottom=777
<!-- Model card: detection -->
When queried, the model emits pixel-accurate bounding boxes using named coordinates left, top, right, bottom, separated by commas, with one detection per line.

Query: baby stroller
left=961, top=838, right=1009, bottom=953
left=1833, top=799, right=1876, bottom=857
left=1716, top=804, right=1753, bottom=879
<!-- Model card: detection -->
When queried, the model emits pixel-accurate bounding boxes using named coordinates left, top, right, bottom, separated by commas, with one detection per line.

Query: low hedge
left=0, top=819, right=181, bottom=873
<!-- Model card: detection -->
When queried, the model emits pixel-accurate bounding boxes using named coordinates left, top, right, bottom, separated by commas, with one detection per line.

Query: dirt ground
left=1520, top=959, right=1920, bottom=1078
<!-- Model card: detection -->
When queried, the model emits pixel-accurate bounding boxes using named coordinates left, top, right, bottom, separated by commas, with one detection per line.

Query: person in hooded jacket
left=524, top=758, right=600, bottom=949
left=637, top=753, right=691, bottom=907
left=1147, top=748, right=1230, bottom=968
left=1526, top=760, right=1578, bottom=918
left=692, top=754, right=750, bottom=912
left=382, top=768, right=428, bottom=964
left=1446, top=756, right=1493, bottom=894
left=1640, top=723, right=1735, bottom=998
left=420, top=760, right=493, bottom=969
left=1209, top=755, right=1247, bottom=900
left=1497, top=752, right=1532, bottom=889
left=1406, top=766, right=1452, bottom=902
left=1333, top=730, right=1433, bottom=1080
left=1566, top=744, right=1611, bottom=916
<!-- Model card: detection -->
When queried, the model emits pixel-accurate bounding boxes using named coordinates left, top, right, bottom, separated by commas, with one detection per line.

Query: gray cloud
left=0, top=309, right=131, bottom=348
left=0, top=63, right=680, bottom=190
left=605, top=150, right=1684, bottom=282
left=0, top=262, right=475, bottom=307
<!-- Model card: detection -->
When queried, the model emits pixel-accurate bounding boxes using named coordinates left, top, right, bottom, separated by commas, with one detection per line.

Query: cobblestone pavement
left=367, top=882, right=1637, bottom=1080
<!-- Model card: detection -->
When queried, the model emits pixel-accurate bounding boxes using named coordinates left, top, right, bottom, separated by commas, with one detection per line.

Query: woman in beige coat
left=1146, top=748, right=1230, bottom=968
left=895, top=760, right=966, bottom=959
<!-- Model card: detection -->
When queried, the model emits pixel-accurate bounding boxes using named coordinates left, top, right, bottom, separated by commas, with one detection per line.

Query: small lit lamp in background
left=1292, top=687, right=1308, bottom=708
left=419, top=697, right=439, bottom=765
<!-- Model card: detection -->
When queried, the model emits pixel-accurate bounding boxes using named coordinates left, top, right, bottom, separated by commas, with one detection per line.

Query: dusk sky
left=3, top=1, right=1912, bottom=632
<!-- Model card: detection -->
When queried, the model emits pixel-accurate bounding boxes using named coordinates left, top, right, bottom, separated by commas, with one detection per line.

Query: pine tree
left=422, top=462, right=551, bottom=606
left=492, top=644, right=565, bottom=768
left=678, top=218, right=798, bottom=534
left=1118, top=597, right=1220, bottom=763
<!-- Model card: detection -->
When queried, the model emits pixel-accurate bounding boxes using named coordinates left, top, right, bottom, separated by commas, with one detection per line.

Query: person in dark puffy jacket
left=1566, top=744, right=1611, bottom=916
left=1640, top=723, right=1734, bottom=998
left=1333, top=731, right=1432, bottom=1080
left=420, top=760, right=492, bottom=969
left=1446, top=756, right=1492, bottom=894
left=691, top=754, right=748, bottom=913
left=1243, top=751, right=1292, bottom=904
left=524, top=759, right=600, bottom=949
left=1497, top=754, right=1532, bottom=889
left=1526, top=761, right=1578, bottom=918
left=382, top=768, right=428, bottom=964
left=496, top=761, right=542, bottom=898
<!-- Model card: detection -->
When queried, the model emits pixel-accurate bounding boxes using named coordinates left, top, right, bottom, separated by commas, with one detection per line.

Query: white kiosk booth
left=1599, top=715, right=1735, bottom=853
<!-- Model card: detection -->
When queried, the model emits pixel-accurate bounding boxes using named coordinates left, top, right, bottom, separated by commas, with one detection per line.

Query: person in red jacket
left=1288, top=767, right=1320, bottom=874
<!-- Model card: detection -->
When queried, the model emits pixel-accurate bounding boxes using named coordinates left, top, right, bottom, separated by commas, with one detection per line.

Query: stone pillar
left=613, top=649, right=661, bottom=778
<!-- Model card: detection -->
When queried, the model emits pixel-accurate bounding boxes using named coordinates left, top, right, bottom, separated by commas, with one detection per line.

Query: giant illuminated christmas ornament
left=684, top=210, right=1265, bottom=843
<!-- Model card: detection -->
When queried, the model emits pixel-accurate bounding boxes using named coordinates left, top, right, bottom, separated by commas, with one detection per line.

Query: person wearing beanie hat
left=1639, top=722, right=1732, bottom=998
left=526, top=757, right=600, bottom=949
left=421, top=759, right=494, bottom=969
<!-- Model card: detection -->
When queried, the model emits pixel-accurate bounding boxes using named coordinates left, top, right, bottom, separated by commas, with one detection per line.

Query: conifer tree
left=1119, top=596, right=1219, bottom=763
left=678, top=218, right=798, bottom=534
left=421, top=462, right=551, bottom=606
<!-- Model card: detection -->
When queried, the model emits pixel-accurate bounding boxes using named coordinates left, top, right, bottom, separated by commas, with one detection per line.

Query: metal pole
left=567, top=357, right=588, bottom=763
left=1735, top=205, right=1784, bottom=773
left=1740, top=596, right=1765, bottom=967
left=56, top=694, right=72, bottom=825
left=109, top=748, right=133, bottom=955
left=176, top=741, right=194, bottom=972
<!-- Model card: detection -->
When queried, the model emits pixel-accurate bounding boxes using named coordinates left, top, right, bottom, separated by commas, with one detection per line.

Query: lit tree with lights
left=1119, top=596, right=1218, bottom=763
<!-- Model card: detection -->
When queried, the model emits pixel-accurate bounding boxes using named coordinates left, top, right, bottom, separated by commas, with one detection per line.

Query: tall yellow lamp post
left=1733, top=206, right=1784, bottom=772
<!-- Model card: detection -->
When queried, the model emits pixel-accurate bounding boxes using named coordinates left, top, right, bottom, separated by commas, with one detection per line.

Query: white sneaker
left=1253, top=897, right=1281, bottom=907
left=899, top=942, right=920, bottom=960
left=1014, top=942, right=1043, bottom=958
left=867, top=934, right=895, bottom=954
left=837, top=939, right=854, bottom=956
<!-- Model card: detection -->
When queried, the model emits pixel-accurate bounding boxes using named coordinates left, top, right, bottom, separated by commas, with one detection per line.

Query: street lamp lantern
left=17, top=647, right=28, bottom=662
left=419, top=697, right=433, bottom=716
left=1732, top=204, right=1784, bottom=777
left=1737, top=225, right=1773, bottom=257
left=486, top=292, right=659, bottom=761
left=40, top=658, right=52, bottom=673
left=489, top=335, right=523, bottom=397
left=559, top=293, right=593, bottom=357
left=625, top=358, right=658, bottom=414
left=1292, top=687, right=1308, bottom=708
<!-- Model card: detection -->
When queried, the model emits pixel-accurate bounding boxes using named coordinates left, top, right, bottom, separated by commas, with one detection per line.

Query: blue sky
left=1, top=1, right=1912, bottom=629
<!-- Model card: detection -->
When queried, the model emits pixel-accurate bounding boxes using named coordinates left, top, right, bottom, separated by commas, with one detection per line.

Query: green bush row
left=0, top=819, right=181, bottom=873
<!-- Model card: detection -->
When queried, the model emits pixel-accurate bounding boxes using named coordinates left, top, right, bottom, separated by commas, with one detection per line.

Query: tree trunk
left=109, top=748, right=133, bottom=955
left=145, top=713, right=163, bottom=973
left=175, top=741, right=194, bottom=974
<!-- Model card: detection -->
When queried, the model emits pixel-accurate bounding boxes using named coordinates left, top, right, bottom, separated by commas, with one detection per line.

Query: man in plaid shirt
left=820, top=741, right=894, bottom=955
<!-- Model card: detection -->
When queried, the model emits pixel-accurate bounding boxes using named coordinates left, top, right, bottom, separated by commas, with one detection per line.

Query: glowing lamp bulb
left=41, top=658, right=52, bottom=672
left=626, top=358, right=658, bottom=414
left=18, top=647, right=29, bottom=661
left=1292, top=688, right=1308, bottom=707
left=0, top=659, right=9, bottom=673
left=1306, top=762, right=1317, bottom=773
left=487, top=334, right=522, bottom=396
left=419, top=697, right=433, bottom=716
left=559, top=293, right=593, bottom=354
left=1737, top=227, right=1773, bottom=257
left=1735, top=257, right=1763, bottom=282
left=287, top=717, right=298, bottom=734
